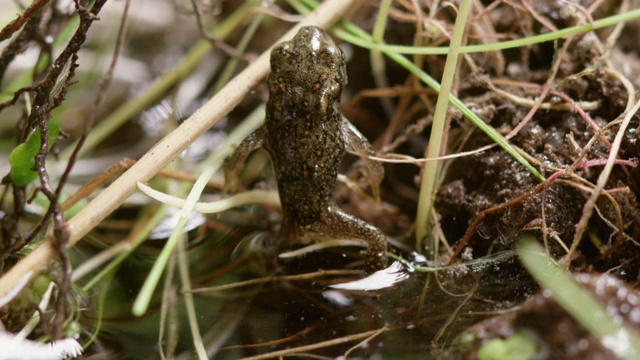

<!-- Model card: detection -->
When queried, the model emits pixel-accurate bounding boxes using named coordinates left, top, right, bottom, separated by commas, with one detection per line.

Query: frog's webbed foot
left=341, top=117, right=384, bottom=201
left=222, top=126, right=267, bottom=195
left=314, top=206, right=388, bottom=273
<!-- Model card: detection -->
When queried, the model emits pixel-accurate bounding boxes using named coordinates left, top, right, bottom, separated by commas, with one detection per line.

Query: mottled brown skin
left=225, top=26, right=387, bottom=272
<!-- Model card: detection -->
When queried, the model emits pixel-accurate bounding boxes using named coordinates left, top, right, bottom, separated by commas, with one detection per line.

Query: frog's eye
left=270, top=45, right=292, bottom=70
left=318, top=47, right=340, bottom=67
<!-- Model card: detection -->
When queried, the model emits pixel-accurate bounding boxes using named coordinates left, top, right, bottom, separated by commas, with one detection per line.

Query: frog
left=224, top=26, right=387, bottom=272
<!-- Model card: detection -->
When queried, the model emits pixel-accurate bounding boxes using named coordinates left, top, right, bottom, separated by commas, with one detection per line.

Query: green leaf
left=9, top=120, right=60, bottom=186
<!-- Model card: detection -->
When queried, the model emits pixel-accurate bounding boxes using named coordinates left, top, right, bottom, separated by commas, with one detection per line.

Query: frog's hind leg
left=314, top=206, right=388, bottom=273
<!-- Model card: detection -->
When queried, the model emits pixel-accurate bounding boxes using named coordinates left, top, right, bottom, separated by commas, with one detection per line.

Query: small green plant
left=477, top=331, right=538, bottom=360
left=9, top=119, right=60, bottom=186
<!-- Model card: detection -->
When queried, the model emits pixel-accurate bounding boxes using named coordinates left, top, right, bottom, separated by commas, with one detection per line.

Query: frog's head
left=270, top=26, right=347, bottom=95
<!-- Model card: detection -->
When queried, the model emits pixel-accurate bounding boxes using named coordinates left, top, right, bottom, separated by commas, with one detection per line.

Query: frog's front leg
left=314, top=205, right=388, bottom=272
left=341, top=118, right=384, bottom=201
left=223, top=125, right=268, bottom=193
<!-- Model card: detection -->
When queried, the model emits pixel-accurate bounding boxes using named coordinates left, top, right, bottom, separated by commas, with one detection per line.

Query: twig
left=60, top=0, right=131, bottom=199
left=188, top=0, right=247, bottom=59
left=0, top=0, right=51, bottom=42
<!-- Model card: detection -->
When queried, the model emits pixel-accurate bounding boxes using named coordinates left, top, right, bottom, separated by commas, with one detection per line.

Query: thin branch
left=0, top=0, right=51, bottom=42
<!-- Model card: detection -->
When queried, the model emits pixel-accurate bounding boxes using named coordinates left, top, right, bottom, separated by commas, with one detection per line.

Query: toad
left=224, top=26, right=387, bottom=272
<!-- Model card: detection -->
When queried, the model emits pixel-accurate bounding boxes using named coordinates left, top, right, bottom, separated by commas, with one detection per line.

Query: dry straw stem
left=0, top=0, right=355, bottom=299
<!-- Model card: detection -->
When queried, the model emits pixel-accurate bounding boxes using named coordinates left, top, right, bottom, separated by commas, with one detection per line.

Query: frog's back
left=266, top=105, right=344, bottom=225
left=265, top=26, right=347, bottom=226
